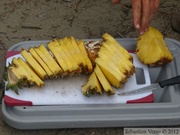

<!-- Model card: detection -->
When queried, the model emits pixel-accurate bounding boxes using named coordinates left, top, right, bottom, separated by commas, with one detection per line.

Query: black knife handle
left=158, top=75, right=180, bottom=88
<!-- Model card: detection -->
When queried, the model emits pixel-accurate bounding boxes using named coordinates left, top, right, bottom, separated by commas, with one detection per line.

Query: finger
left=131, top=0, right=141, bottom=30
left=139, top=0, right=150, bottom=34
left=112, top=0, right=120, bottom=4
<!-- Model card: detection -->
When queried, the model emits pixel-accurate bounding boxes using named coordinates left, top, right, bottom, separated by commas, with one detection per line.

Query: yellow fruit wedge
left=58, top=39, right=80, bottom=73
left=34, top=44, right=63, bottom=75
left=14, top=58, right=44, bottom=87
left=47, top=39, right=69, bottom=73
left=97, top=48, right=126, bottom=80
left=136, top=27, right=173, bottom=66
left=68, top=36, right=84, bottom=66
left=94, top=65, right=115, bottom=95
left=76, top=39, right=93, bottom=73
left=82, top=72, right=103, bottom=96
left=62, top=37, right=83, bottom=67
left=95, top=58, right=124, bottom=88
left=29, top=47, right=53, bottom=77
left=21, top=49, right=47, bottom=80
left=102, top=33, right=132, bottom=61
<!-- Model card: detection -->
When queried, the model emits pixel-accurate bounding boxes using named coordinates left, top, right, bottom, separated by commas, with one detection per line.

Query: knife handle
left=158, top=75, right=180, bottom=88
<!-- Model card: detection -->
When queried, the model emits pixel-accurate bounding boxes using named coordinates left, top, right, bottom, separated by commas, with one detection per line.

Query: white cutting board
left=4, top=52, right=152, bottom=106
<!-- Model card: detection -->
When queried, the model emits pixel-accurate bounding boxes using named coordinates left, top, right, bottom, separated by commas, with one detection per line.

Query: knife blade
left=118, top=75, right=180, bottom=96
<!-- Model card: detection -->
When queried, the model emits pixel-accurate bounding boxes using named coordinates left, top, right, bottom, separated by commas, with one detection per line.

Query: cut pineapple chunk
left=10, top=58, right=44, bottom=87
left=102, top=33, right=132, bottom=61
left=97, top=48, right=126, bottom=80
left=29, top=47, right=53, bottom=77
left=62, top=37, right=82, bottom=67
left=136, top=27, right=173, bottom=66
left=77, top=39, right=93, bottom=73
left=47, top=39, right=69, bottom=73
left=94, top=65, right=114, bottom=95
left=34, top=44, right=62, bottom=75
left=95, top=58, right=124, bottom=88
left=58, top=39, right=80, bottom=73
left=82, top=72, right=103, bottom=96
left=21, top=49, right=47, bottom=79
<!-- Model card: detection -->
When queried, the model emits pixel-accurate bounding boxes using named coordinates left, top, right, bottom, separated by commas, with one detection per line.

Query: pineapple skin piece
left=82, top=72, right=103, bottom=97
left=136, top=27, right=173, bottom=66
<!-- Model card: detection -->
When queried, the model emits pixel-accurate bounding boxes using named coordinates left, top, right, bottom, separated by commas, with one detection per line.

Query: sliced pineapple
left=58, top=39, right=80, bottom=74
left=28, top=47, right=53, bottom=77
left=34, top=44, right=63, bottom=75
left=102, top=33, right=133, bottom=61
left=82, top=72, right=103, bottom=97
left=102, top=42, right=135, bottom=76
left=94, top=65, right=114, bottom=95
left=95, top=57, right=124, bottom=88
left=97, top=48, right=126, bottom=81
left=136, top=27, right=173, bottom=66
left=5, top=33, right=136, bottom=96
left=63, top=37, right=83, bottom=67
left=47, top=39, right=69, bottom=73
left=21, top=49, right=47, bottom=79
left=76, top=39, right=93, bottom=73
left=6, top=57, right=44, bottom=94
left=16, top=58, right=44, bottom=87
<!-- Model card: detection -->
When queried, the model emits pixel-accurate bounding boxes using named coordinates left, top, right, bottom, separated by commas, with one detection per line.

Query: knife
left=118, top=75, right=180, bottom=96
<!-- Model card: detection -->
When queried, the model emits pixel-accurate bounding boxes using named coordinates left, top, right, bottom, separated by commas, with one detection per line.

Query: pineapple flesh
left=94, top=65, right=114, bottom=95
left=21, top=49, right=47, bottom=79
left=136, top=27, right=173, bottom=66
left=82, top=72, right=103, bottom=97
left=28, top=47, right=53, bottom=77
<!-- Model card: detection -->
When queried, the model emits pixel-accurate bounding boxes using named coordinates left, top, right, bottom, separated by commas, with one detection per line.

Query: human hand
left=112, top=0, right=161, bottom=35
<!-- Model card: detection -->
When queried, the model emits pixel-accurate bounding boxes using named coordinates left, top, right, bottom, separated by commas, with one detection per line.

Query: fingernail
left=145, top=27, right=148, bottom=32
left=135, top=24, right=140, bottom=29
left=140, top=31, right=144, bottom=35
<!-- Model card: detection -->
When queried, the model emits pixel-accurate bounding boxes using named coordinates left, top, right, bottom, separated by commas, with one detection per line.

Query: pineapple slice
left=76, top=39, right=93, bottom=73
left=62, top=37, right=83, bottom=67
left=94, top=65, right=114, bottom=95
left=29, top=47, right=53, bottom=77
left=136, top=27, right=173, bottom=66
left=97, top=48, right=126, bottom=80
left=16, top=58, right=44, bottom=87
left=21, top=49, right=47, bottom=79
left=82, top=72, right=103, bottom=96
left=47, top=39, right=69, bottom=73
left=34, top=44, right=63, bottom=75
left=6, top=66, right=22, bottom=94
left=69, top=36, right=85, bottom=66
left=95, top=58, right=124, bottom=88
left=58, top=39, right=80, bottom=74
left=102, top=33, right=133, bottom=61
left=6, top=58, right=44, bottom=93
